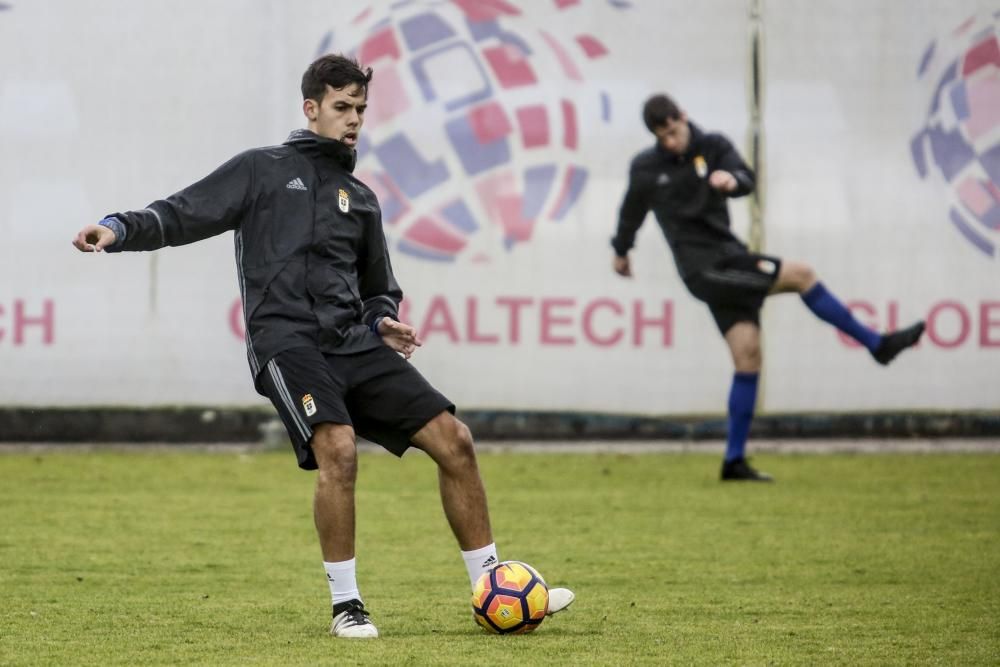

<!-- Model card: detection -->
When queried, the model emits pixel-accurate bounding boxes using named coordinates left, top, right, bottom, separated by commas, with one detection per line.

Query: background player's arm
left=611, top=163, right=651, bottom=277
left=709, top=136, right=755, bottom=197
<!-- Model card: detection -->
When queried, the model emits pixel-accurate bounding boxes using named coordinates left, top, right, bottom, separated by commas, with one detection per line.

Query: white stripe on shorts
left=266, top=358, right=312, bottom=442
left=703, top=268, right=773, bottom=290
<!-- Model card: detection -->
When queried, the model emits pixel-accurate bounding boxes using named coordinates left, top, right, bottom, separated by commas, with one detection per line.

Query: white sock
left=324, top=558, right=362, bottom=606
left=461, top=543, right=499, bottom=589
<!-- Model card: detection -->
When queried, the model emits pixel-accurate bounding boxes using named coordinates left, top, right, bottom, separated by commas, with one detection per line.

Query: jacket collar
left=285, top=129, right=357, bottom=172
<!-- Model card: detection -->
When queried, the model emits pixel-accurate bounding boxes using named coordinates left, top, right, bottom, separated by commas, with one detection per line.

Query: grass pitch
left=1, top=448, right=998, bottom=665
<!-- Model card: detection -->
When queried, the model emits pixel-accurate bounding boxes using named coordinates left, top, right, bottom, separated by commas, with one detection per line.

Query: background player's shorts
left=684, top=253, right=782, bottom=334
left=257, top=345, right=455, bottom=470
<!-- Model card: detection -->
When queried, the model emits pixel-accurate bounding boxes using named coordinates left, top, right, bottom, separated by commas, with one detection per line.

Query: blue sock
left=801, top=282, right=881, bottom=352
left=725, top=372, right=758, bottom=462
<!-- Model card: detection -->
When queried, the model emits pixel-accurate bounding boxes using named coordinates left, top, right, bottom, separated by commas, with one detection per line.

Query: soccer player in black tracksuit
left=612, top=94, right=925, bottom=482
left=73, top=54, right=574, bottom=637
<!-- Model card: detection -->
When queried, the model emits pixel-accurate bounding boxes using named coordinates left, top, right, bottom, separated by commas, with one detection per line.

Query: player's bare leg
left=724, top=321, right=762, bottom=373
left=412, top=412, right=575, bottom=615
left=412, top=412, right=492, bottom=550
left=312, top=423, right=359, bottom=561
left=770, top=259, right=817, bottom=294
left=775, top=259, right=925, bottom=364
left=312, top=423, right=378, bottom=638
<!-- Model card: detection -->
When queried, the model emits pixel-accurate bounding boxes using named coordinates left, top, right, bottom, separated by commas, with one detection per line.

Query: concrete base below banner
left=0, top=408, right=998, bottom=443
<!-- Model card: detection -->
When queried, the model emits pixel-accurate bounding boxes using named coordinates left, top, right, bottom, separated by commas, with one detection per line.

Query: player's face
left=654, top=115, right=690, bottom=155
left=304, top=83, right=367, bottom=147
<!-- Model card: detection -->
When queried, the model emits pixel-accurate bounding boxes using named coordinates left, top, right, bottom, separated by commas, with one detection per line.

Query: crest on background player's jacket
left=693, top=155, right=708, bottom=178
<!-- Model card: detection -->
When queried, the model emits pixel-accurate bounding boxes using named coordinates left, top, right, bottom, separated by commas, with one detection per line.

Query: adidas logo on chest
left=283, top=177, right=355, bottom=215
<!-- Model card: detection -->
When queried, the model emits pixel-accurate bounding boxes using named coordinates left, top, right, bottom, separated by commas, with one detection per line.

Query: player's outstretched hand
left=377, top=317, right=423, bottom=359
left=73, top=224, right=117, bottom=252
left=708, top=170, right=738, bottom=193
left=613, top=255, right=632, bottom=278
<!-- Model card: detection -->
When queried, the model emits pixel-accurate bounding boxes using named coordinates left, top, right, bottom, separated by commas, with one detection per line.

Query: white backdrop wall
left=0, top=0, right=996, bottom=413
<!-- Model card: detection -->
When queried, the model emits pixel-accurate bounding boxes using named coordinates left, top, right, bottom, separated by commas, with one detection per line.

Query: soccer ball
left=471, top=561, right=548, bottom=634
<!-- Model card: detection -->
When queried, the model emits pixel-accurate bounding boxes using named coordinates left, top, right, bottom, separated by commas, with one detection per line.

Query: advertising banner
left=0, top=0, right=996, bottom=413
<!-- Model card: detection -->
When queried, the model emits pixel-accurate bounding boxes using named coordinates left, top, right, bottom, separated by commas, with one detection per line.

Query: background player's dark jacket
left=107, top=129, right=401, bottom=390
left=612, top=123, right=755, bottom=280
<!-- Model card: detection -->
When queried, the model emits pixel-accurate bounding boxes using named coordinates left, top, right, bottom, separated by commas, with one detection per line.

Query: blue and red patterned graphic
left=317, top=0, right=629, bottom=262
left=912, top=11, right=1000, bottom=259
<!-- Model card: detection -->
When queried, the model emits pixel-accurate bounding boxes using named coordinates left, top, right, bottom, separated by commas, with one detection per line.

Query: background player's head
left=301, top=54, right=374, bottom=147
left=643, top=94, right=690, bottom=155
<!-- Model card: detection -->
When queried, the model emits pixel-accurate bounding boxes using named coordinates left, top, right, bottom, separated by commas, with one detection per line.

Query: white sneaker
left=330, top=599, right=379, bottom=638
left=547, top=587, right=575, bottom=615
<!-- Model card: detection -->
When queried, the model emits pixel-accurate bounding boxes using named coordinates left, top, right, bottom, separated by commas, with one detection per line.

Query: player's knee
left=798, top=264, right=817, bottom=289
left=312, top=425, right=358, bottom=480
left=318, top=446, right=358, bottom=485
left=734, top=342, right=762, bottom=371
left=415, top=413, right=479, bottom=471
left=440, top=418, right=477, bottom=469
left=451, top=419, right=476, bottom=457
left=778, top=261, right=817, bottom=293
left=787, top=262, right=817, bottom=291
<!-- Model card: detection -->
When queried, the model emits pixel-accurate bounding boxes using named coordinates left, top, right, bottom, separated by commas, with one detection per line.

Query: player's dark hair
left=642, top=94, right=682, bottom=133
left=301, top=54, right=373, bottom=102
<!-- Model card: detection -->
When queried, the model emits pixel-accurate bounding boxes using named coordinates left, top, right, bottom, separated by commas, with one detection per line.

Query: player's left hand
left=72, top=223, right=117, bottom=252
left=708, top=170, right=738, bottom=192
left=613, top=255, right=632, bottom=277
left=377, top=317, right=423, bottom=359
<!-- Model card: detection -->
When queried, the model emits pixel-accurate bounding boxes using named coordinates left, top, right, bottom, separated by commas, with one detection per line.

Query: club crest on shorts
left=693, top=155, right=708, bottom=178
left=338, top=188, right=350, bottom=213
left=756, top=259, right=777, bottom=274
left=302, top=393, right=317, bottom=417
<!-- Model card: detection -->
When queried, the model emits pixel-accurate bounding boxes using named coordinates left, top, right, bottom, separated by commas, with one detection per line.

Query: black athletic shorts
left=257, top=345, right=455, bottom=469
left=684, top=252, right=782, bottom=334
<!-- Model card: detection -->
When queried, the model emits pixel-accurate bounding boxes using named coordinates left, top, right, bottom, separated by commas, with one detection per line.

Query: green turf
left=1, top=449, right=998, bottom=665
